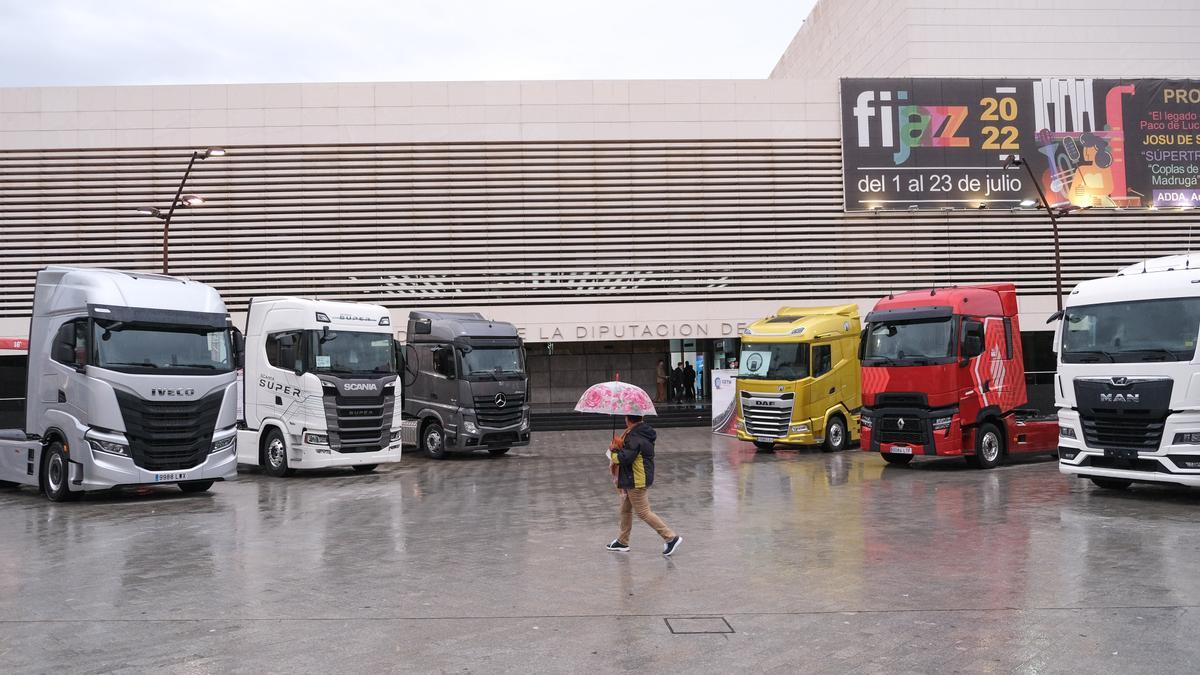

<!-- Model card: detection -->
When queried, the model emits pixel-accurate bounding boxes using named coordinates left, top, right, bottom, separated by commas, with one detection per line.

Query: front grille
left=116, top=389, right=224, bottom=471
left=878, top=415, right=926, bottom=445
left=482, top=431, right=519, bottom=445
left=473, top=394, right=525, bottom=428
left=1081, top=409, right=1165, bottom=450
left=741, top=395, right=793, bottom=438
left=324, top=388, right=396, bottom=452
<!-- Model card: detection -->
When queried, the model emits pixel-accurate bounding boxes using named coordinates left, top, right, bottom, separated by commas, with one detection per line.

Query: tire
left=423, top=420, right=448, bottom=459
left=488, top=448, right=510, bottom=456
left=1091, top=477, right=1132, bottom=490
left=971, top=422, right=1005, bottom=470
left=753, top=441, right=775, bottom=451
left=262, top=428, right=294, bottom=477
left=882, top=452, right=913, bottom=465
left=352, top=464, right=378, bottom=473
left=41, top=441, right=79, bottom=502
left=823, top=416, right=848, bottom=453
left=179, top=480, right=214, bottom=493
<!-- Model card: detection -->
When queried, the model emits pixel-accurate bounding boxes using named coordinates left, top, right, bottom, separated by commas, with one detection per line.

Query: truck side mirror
left=961, top=320, right=985, bottom=363
left=857, top=328, right=867, bottom=360
left=402, top=344, right=420, bottom=387
left=433, top=346, right=455, bottom=378
left=231, top=328, right=245, bottom=369
left=413, top=318, right=432, bottom=335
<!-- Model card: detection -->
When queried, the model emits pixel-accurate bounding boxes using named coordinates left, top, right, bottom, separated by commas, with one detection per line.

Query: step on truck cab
left=400, top=311, right=530, bottom=458
left=735, top=305, right=862, bottom=452
left=860, top=284, right=1058, bottom=468
left=236, top=297, right=402, bottom=476
left=0, top=267, right=240, bottom=501
left=1057, top=254, right=1200, bottom=490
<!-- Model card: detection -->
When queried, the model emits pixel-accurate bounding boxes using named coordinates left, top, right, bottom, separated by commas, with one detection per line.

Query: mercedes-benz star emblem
left=897, top=418, right=906, bottom=429
left=495, top=393, right=507, bottom=408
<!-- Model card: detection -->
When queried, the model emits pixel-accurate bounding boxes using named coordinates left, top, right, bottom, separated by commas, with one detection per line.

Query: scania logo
left=343, top=383, right=378, bottom=391
left=495, top=393, right=507, bottom=408
left=151, top=388, right=194, bottom=397
left=1100, top=393, right=1140, bottom=403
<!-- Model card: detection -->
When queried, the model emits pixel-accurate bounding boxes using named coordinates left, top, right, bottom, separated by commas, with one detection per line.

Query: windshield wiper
left=1066, top=350, right=1116, bottom=362
left=470, top=369, right=500, bottom=381
left=864, top=356, right=896, bottom=366
left=174, top=363, right=221, bottom=369
left=1118, top=348, right=1179, bottom=362
left=104, top=361, right=159, bottom=368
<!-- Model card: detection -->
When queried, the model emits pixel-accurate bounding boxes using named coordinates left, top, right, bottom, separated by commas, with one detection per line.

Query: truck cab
left=735, top=305, right=862, bottom=452
left=0, top=267, right=240, bottom=501
left=860, top=284, right=1057, bottom=468
left=236, top=297, right=402, bottom=476
left=1057, top=254, right=1200, bottom=490
left=400, top=311, right=530, bottom=458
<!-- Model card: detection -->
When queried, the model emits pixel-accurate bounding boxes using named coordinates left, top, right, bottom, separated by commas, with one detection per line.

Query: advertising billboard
left=711, top=369, right=738, bottom=436
left=841, top=77, right=1200, bottom=211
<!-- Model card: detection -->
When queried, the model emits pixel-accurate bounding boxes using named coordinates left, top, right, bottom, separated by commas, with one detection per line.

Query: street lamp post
left=135, top=147, right=224, bottom=275
left=1004, top=157, right=1064, bottom=312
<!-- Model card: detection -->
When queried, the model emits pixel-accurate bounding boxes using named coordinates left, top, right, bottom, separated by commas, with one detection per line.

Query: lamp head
left=180, top=194, right=205, bottom=207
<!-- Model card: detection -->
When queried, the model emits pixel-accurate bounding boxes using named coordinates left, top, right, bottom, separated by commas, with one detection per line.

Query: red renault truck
left=858, top=284, right=1058, bottom=468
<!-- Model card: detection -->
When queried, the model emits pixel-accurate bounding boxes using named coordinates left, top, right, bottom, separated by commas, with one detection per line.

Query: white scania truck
left=1057, top=254, right=1200, bottom=489
left=236, top=297, right=402, bottom=476
left=0, top=267, right=240, bottom=501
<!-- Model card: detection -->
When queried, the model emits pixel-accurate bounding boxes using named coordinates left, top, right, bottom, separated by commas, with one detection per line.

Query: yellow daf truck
left=736, top=305, right=862, bottom=452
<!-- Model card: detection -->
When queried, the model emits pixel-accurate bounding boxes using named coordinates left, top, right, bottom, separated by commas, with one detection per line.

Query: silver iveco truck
left=400, top=311, right=530, bottom=458
left=0, top=267, right=240, bottom=501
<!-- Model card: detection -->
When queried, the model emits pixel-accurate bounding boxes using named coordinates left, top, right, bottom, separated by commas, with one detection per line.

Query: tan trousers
left=618, top=488, right=675, bottom=544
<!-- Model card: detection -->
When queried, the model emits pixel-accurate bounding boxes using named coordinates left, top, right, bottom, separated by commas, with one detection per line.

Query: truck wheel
left=881, top=452, right=913, bottom=465
left=753, top=441, right=775, bottom=451
left=262, top=429, right=294, bottom=477
left=42, top=441, right=79, bottom=502
left=1090, top=477, right=1132, bottom=490
left=352, top=464, right=378, bottom=473
left=179, top=480, right=214, bottom=493
left=423, top=421, right=448, bottom=459
left=823, top=416, right=848, bottom=453
left=488, top=447, right=510, bottom=456
left=970, top=423, right=1005, bottom=470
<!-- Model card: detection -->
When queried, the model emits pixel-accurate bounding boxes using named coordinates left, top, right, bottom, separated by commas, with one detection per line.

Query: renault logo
left=897, top=418, right=906, bottom=429
left=495, top=393, right=507, bottom=408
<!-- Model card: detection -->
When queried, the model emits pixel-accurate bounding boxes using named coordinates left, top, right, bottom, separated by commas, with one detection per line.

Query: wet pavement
left=2, top=427, right=1200, bottom=673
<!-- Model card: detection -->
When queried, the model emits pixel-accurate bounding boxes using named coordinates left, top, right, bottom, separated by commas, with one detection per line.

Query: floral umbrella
left=575, top=381, right=658, bottom=418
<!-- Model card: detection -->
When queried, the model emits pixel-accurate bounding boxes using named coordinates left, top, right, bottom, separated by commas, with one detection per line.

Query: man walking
left=606, top=415, right=682, bottom=556
left=683, top=361, right=696, bottom=402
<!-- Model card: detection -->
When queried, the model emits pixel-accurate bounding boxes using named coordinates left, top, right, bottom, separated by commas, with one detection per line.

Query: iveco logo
left=897, top=418, right=906, bottom=429
left=495, top=393, right=507, bottom=408
left=344, top=383, right=378, bottom=391
left=1100, top=393, right=1140, bottom=403
left=151, top=388, right=194, bottom=397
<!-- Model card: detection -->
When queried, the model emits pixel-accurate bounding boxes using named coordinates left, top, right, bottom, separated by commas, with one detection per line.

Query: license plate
left=756, top=437, right=777, bottom=443
left=1105, top=448, right=1139, bottom=460
left=889, top=446, right=914, bottom=455
left=154, top=472, right=188, bottom=482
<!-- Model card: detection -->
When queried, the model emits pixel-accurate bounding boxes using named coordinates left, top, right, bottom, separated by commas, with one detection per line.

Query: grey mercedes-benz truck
left=400, top=311, right=530, bottom=458
left=0, top=267, right=241, bottom=501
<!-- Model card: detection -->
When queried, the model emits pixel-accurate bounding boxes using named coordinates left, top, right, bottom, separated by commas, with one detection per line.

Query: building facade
left=2, top=0, right=1199, bottom=404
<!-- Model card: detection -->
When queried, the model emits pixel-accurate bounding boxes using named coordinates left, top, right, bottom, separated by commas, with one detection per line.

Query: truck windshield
left=863, top=318, right=955, bottom=364
left=94, top=321, right=233, bottom=374
left=738, top=343, right=810, bottom=380
left=462, top=347, right=525, bottom=380
left=309, top=330, right=395, bottom=375
left=1062, top=297, right=1200, bottom=363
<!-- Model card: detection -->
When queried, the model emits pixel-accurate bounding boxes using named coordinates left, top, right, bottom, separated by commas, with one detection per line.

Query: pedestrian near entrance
left=672, top=361, right=685, bottom=402
left=655, top=359, right=668, bottom=402
left=606, top=415, right=682, bottom=555
left=684, top=361, right=696, bottom=402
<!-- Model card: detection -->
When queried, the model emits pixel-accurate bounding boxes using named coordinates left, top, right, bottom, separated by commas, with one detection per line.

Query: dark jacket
left=613, top=423, right=657, bottom=489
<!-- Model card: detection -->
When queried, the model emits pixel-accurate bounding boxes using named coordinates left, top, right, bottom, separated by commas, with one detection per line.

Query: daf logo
left=343, top=383, right=378, bottom=391
left=495, top=393, right=507, bottom=408
left=897, top=418, right=906, bottom=429
left=1100, top=393, right=1140, bottom=403
left=754, top=399, right=780, bottom=407
left=151, top=388, right=194, bottom=397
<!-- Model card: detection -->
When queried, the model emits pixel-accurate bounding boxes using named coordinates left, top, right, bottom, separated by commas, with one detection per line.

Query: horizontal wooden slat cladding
left=1, top=138, right=1198, bottom=318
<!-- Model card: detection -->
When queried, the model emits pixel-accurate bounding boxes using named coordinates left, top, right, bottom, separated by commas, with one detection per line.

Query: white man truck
left=1057, top=254, right=1200, bottom=490
left=236, top=297, right=402, bottom=476
left=0, top=267, right=240, bottom=501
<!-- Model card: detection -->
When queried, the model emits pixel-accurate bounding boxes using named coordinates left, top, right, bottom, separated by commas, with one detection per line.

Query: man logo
left=1100, top=393, right=1139, bottom=403
left=1111, top=377, right=1130, bottom=387
left=495, top=393, right=507, bottom=408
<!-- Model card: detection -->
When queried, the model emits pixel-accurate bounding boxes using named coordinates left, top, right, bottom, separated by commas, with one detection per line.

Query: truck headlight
left=520, top=416, right=530, bottom=431
left=303, top=432, right=329, bottom=445
left=1060, top=426, right=1077, bottom=439
left=210, top=435, right=235, bottom=454
left=1174, top=432, right=1200, bottom=445
left=390, top=430, right=402, bottom=442
left=89, top=438, right=130, bottom=457
left=790, top=424, right=809, bottom=434
left=463, top=421, right=479, bottom=435
left=859, top=416, right=873, bottom=429
left=932, top=416, right=953, bottom=431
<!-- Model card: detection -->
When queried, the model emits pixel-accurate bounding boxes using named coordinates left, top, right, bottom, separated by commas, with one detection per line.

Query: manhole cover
left=664, top=617, right=734, bottom=634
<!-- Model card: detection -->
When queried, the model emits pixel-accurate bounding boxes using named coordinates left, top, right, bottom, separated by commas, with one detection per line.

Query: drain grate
left=664, top=617, right=735, bottom=634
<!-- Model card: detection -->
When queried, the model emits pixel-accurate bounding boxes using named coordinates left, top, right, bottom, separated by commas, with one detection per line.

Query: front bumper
left=79, top=436, right=238, bottom=491
left=289, top=439, right=404, bottom=468
left=448, top=426, right=531, bottom=451
left=1057, top=409, right=1200, bottom=486
left=860, top=408, right=962, bottom=457
left=736, top=426, right=818, bottom=446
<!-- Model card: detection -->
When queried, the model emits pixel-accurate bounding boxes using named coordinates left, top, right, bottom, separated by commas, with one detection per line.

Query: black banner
left=840, top=77, right=1200, bottom=211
